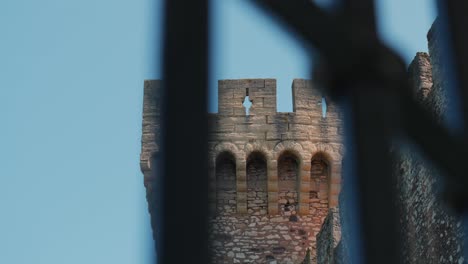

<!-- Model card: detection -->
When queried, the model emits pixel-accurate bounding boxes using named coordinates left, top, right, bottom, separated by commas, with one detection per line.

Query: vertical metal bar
left=344, top=88, right=400, bottom=264
left=437, top=1, right=468, bottom=260
left=159, top=0, right=210, bottom=263
left=340, top=0, right=400, bottom=263
left=437, top=0, right=468, bottom=131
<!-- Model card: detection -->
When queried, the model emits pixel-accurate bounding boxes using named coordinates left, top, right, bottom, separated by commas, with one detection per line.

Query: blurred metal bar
left=340, top=0, right=377, bottom=35
left=401, top=94, right=468, bottom=210
left=435, top=2, right=468, bottom=259
left=252, top=1, right=401, bottom=263
left=152, top=0, right=468, bottom=263
left=345, top=89, right=400, bottom=264
left=438, top=0, right=468, bottom=131
left=340, top=0, right=400, bottom=262
left=251, top=0, right=348, bottom=63
left=159, top=0, right=210, bottom=263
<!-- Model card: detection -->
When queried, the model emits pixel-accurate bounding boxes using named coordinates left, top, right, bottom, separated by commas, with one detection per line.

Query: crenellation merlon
left=292, top=79, right=323, bottom=114
left=142, top=79, right=343, bottom=147
left=209, top=79, right=344, bottom=144
left=218, top=78, right=277, bottom=115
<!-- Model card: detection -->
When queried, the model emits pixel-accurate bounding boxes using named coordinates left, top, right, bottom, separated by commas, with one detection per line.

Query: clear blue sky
left=0, top=1, right=435, bottom=263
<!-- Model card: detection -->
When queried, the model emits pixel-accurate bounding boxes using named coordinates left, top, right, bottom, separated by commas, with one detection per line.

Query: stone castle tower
left=140, top=19, right=468, bottom=264
left=140, top=78, right=344, bottom=263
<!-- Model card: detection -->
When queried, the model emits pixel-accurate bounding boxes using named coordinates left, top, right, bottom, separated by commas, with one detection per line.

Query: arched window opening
left=247, top=151, right=267, bottom=215
left=278, top=151, right=300, bottom=216
left=310, top=153, right=330, bottom=220
left=215, top=151, right=237, bottom=215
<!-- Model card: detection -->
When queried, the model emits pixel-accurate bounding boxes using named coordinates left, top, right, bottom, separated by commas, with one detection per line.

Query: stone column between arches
left=236, top=159, right=247, bottom=214
left=267, top=159, right=278, bottom=215
left=298, top=160, right=311, bottom=215
left=328, top=160, right=341, bottom=208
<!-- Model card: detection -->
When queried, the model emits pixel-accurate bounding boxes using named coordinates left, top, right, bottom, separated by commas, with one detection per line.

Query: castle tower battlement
left=140, top=78, right=344, bottom=263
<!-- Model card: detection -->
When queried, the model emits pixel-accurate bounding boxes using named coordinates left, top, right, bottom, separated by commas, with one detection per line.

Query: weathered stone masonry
left=140, top=79, right=344, bottom=263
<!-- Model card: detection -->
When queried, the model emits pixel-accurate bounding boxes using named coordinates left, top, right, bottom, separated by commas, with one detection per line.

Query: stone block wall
left=208, top=79, right=344, bottom=263
left=140, top=78, right=344, bottom=263
left=316, top=208, right=341, bottom=264
left=394, top=21, right=466, bottom=264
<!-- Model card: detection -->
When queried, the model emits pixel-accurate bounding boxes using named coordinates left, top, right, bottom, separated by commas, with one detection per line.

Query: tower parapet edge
left=140, top=80, right=161, bottom=177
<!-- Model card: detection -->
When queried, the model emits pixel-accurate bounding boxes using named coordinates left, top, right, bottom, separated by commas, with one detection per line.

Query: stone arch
left=246, top=151, right=268, bottom=215
left=273, top=141, right=304, bottom=160
left=308, top=142, right=343, bottom=162
left=244, top=142, right=272, bottom=160
left=212, top=142, right=242, bottom=165
left=210, top=142, right=245, bottom=214
left=215, top=151, right=237, bottom=215
left=244, top=142, right=276, bottom=214
left=277, top=150, right=301, bottom=216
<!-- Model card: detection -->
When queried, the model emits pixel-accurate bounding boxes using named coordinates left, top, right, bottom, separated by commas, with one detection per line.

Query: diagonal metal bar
left=250, top=0, right=349, bottom=63
left=159, top=0, right=211, bottom=263
left=340, top=0, right=377, bottom=34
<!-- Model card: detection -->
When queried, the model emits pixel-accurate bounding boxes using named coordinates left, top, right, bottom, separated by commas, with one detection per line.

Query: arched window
left=310, top=153, right=330, bottom=218
left=278, top=151, right=300, bottom=216
left=215, top=151, right=237, bottom=215
left=246, top=151, right=268, bottom=215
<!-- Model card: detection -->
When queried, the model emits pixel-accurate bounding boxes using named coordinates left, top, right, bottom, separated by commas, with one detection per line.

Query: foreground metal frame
left=157, top=0, right=468, bottom=263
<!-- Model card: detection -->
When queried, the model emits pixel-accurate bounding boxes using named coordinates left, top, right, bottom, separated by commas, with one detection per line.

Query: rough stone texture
left=395, top=148, right=465, bottom=264
left=316, top=208, right=341, bottom=264
left=140, top=78, right=344, bottom=263
left=394, top=21, right=466, bottom=264
left=315, top=20, right=467, bottom=264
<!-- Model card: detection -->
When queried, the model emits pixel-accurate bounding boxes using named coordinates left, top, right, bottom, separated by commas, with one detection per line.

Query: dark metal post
left=437, top=0, right=468, bottom=132
left=158, top=0, right=210, bottom=263
left=340, top=1, right=400, bottom=263
left=437, top=1, right=468, bottom=260
left=344, top=89, right=400, bottom=264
